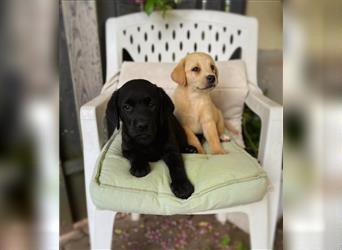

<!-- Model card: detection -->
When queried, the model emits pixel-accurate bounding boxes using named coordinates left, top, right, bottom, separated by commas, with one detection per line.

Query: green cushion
left=90, top=129, right=268, bottom=215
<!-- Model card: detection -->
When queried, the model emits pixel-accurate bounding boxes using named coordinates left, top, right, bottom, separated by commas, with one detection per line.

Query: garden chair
left=80, top=10, right=282, bottom=250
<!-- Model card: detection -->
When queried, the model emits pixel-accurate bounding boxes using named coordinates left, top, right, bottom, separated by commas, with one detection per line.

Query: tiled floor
left=60, top=213, right=283, bottom=250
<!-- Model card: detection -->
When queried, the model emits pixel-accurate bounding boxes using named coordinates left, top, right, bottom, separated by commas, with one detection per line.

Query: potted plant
left=130, top=0, right=181, bottom=16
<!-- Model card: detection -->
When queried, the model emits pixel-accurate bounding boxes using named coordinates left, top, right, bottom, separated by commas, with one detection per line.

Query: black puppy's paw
left=182, top=145, right=198, bottom=154
left=171, top=179, right=194, bottom=199
left=130, top=164, right=151, bottom=177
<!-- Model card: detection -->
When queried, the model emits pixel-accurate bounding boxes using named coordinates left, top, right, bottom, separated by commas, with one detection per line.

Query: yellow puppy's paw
left=219, top=134, right=231, bottom=142
left=212, top=148, right=227, bottom=155
left=196, top=146, right=205, bottom=154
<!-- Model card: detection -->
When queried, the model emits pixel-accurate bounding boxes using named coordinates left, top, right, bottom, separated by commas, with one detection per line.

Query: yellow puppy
left=171, top=52, right=238, bottom=154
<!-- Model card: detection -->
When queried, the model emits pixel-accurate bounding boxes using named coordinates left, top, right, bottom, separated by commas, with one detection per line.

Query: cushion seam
left=94, top=130, right=120, bottom=184
left=96, top=174, right=267, bottom=199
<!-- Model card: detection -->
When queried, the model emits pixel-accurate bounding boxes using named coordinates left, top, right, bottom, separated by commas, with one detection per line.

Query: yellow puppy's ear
left=171, top=58, right=186, bottom=86
left=214, top=64, right=219, bottom=79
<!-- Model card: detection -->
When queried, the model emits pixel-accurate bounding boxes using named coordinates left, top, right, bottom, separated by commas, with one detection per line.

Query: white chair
left=80, top=10, right=282, bottom=250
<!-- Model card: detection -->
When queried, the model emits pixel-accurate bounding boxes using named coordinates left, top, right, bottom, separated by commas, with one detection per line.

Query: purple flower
left=128, top=0, right=145, bottom=3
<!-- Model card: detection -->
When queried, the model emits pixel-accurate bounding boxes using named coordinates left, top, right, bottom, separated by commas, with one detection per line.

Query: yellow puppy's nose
left=207, top=75, right=216, bottom=84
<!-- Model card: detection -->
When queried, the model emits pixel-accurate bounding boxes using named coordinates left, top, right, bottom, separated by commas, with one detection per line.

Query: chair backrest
left=105, top=10, right=258, bottom=83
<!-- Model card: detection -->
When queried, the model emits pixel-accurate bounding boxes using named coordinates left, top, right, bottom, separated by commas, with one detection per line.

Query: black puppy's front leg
left=182, top=144, right=198, bottom=154
left=162, top=146, right=194, bottom=199
left=129, top=157, right=151, bottom=178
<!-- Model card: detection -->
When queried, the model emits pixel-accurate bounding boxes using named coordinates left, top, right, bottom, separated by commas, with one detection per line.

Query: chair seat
left=90, top=129, right=268, bottom=215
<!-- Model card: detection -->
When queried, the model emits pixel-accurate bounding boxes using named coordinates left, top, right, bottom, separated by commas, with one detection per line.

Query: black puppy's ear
left=158, top=87, right=174, bottom=124
left=106, top=90, right=120, bottom=136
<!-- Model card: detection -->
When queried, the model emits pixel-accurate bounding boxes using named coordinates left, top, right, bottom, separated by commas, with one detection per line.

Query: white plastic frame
left=105, top=10, right=258, bottom=83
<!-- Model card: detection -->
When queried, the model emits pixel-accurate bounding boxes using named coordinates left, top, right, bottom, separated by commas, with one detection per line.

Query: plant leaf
left=221, top=235, right=231, bottom=246
left=144, top=0, right=156, bottom=16
left=235, top=241, right=248, bottom=250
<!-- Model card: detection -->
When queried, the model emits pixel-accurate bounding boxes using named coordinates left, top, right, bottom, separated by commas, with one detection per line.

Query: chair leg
left=131, top=213, right=140, bottom=221
left=268, top=182, right=281, bottom=249
left=215, top=213, right=227, bottom=225
left=89, top=209, right=116, bottom=250
left=248, top=201, right=269, bottom=250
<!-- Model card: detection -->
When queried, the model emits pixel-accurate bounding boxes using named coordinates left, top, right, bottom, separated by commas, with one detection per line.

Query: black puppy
left=106, top=79, right=196, bottom=199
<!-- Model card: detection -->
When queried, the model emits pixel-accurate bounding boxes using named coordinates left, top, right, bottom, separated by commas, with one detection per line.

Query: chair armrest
left=245, top=91, right=283, bottom=247
left=80, top=92, right=112, bottom=191
left=81, top=92, right=112, bottom=148
left=245, top=92, right=283, bottom=183
left=80, top=73, right=119, bottom=222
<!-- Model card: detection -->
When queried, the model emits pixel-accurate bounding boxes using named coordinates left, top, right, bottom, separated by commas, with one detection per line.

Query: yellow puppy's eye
left=210, top=65, right=215, bottom=71
left=192, top=66, right=200, bottom=72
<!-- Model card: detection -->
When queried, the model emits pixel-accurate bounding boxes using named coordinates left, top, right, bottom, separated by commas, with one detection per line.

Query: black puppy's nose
left=136, top=121, right=148, bottom=131
left=207, top=75, right=216, bottom=84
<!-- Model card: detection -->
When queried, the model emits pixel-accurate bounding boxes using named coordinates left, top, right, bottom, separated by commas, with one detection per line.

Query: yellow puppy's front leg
left=217, top=112, right=231, bottom=142
left=202, top=121, right=226, bottom=154
left=183, top=126, right=205, bottom=154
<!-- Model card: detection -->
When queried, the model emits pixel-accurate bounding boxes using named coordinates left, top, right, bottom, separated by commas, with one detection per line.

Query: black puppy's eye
left=122, top=104, right=132, bottom=112
left=210, top=65, right=215, bottom=71
left=144, top=97, right=155, bottom=109
left=192, top=66, right=200, bottom=72
left=148, top=102, right=155, bottom=108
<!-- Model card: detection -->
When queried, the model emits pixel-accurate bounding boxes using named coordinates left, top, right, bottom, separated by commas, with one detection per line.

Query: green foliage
left=242, top=105, right=261, bottom=158
left=144, top=0, right=155, bottom=15
left=143, top=0, right=177, bottom=16
left=235, top=241, right=248, bottom=250
left=220, top=234, right=231, bottom=246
